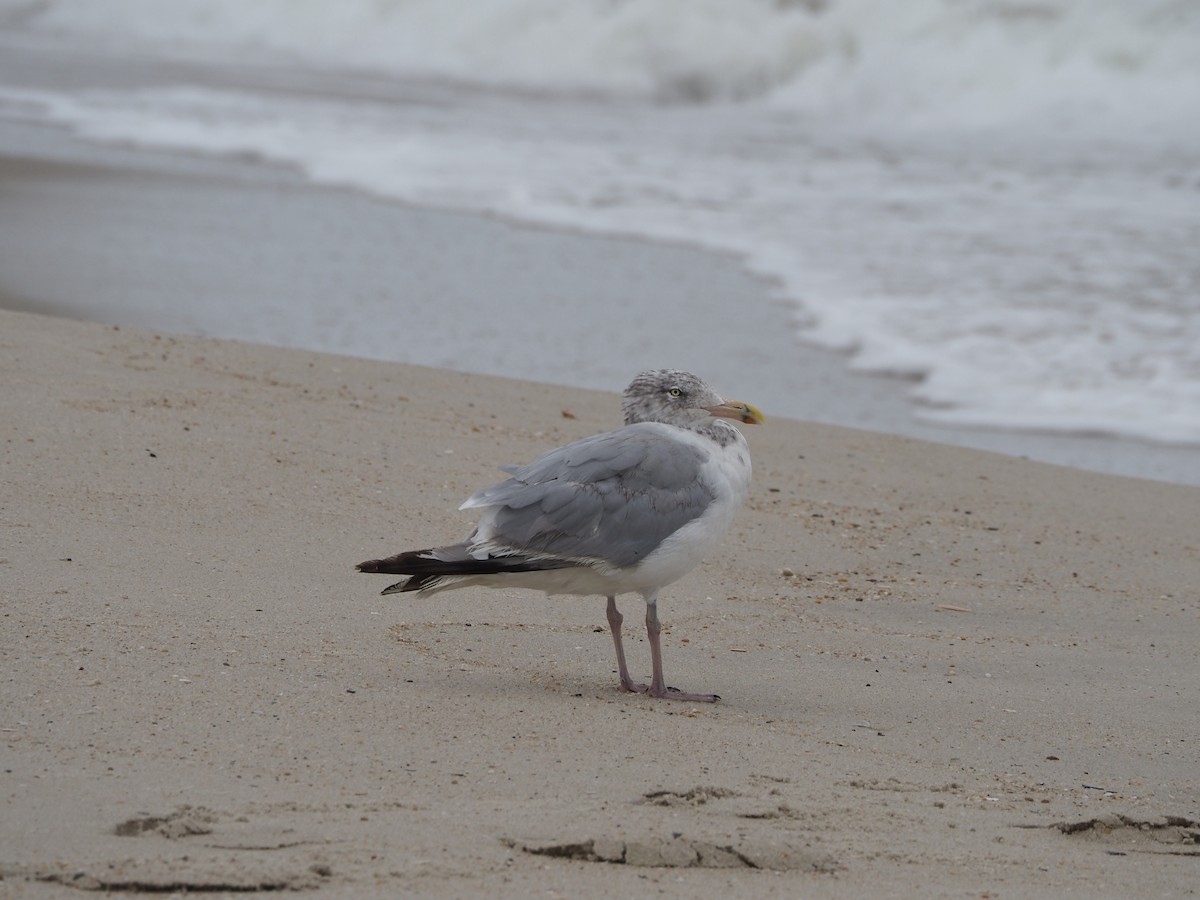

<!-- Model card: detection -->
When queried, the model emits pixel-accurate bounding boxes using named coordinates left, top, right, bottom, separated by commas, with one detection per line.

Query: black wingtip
left=356, top=550, right=435, bottom=575
left=357, top=550, right=575, bottom=580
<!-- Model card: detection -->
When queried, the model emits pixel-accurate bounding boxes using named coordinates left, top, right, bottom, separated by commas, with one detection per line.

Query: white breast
left=627, top=424, right=752, bottom=591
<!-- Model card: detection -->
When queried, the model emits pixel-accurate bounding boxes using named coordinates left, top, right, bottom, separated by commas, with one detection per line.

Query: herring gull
left=357, top=369, right=764, bottom=701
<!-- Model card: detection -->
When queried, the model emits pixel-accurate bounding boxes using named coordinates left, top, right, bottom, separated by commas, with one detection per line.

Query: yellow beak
left=706, top=398, right=765, bottom=425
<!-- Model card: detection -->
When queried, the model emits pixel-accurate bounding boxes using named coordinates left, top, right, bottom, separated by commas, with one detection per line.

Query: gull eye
left=668, top=387, right=683, bottom=398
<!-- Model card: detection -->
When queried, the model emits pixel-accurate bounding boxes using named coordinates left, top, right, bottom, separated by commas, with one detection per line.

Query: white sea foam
left=15, top=0, right=1199, bottom=126
left=2, top=0, right=1198, bottom=444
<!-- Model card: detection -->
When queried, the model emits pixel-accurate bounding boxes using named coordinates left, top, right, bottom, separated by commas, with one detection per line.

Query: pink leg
left=606, top=596, right=648, bottom=694
left=644, top=594, right=719, bottom=703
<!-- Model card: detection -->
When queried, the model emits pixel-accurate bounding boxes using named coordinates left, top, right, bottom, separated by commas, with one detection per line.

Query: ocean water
left=1, top=0, right=1198, bottom=447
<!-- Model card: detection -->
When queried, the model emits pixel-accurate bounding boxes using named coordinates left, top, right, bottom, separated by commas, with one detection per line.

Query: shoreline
left=3, top=305, right=1197, bottom=896
left=1, top=118, right=1199, bottom=485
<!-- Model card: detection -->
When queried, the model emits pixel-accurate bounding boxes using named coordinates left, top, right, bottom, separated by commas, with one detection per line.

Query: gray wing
left=461, top=423, right=713, bottom=569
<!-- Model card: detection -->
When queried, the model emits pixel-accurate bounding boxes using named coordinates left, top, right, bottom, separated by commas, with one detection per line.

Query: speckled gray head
left=621, top=369, right=765, bottom=429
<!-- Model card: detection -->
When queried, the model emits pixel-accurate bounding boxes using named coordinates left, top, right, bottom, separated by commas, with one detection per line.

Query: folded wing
left=464, top=423, right=715, bottom=570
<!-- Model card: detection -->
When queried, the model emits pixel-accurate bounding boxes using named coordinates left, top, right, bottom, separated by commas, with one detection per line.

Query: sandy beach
left=2, top=302, right=1198, bottom=896
left=3, top=10, right=1198, bottom=896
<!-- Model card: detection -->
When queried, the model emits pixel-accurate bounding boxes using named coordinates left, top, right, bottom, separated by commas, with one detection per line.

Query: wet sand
left=2, top=116, right=1199, bottom=486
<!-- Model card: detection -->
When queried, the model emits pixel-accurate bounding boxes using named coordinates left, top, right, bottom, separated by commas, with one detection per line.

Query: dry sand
left=2, top=307, right=1198, bottom=897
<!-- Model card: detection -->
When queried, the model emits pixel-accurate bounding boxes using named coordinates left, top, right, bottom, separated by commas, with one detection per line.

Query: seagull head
left=622, top=369, right=765, bottom=429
